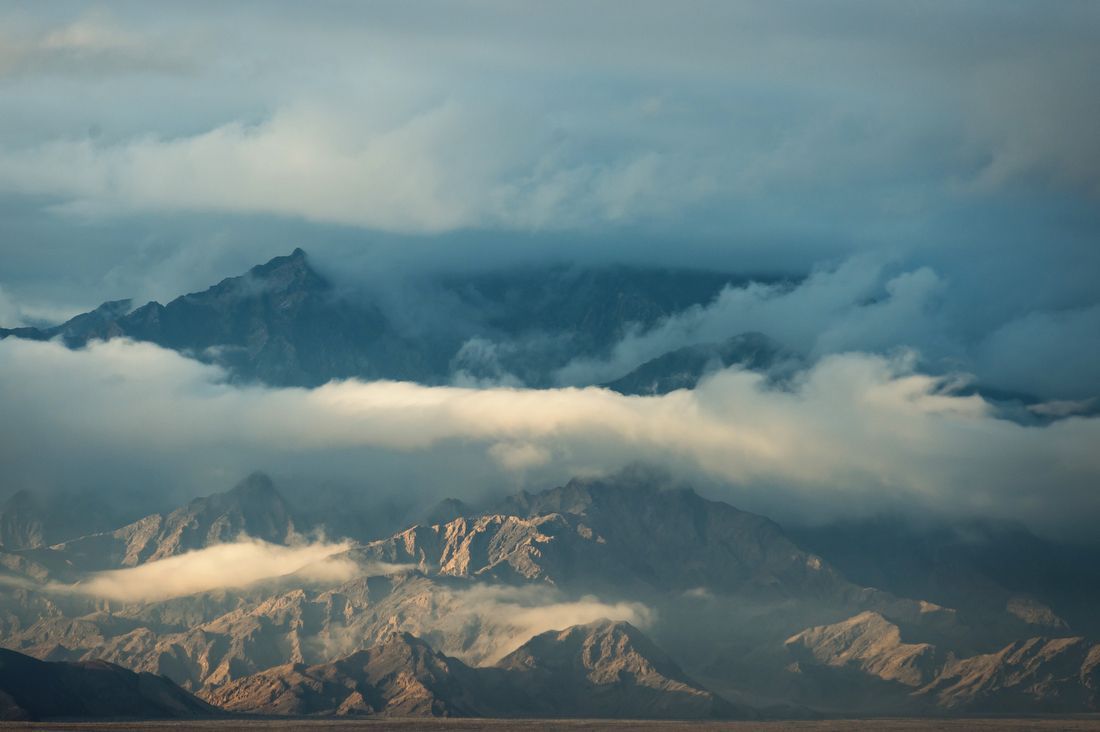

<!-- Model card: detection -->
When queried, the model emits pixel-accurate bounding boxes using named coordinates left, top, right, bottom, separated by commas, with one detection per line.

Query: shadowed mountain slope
left=0, top=647, right=216, bottom=721
left=497, top=619, right=744, bottom=719
left=0, top=250, right=754, bottom=388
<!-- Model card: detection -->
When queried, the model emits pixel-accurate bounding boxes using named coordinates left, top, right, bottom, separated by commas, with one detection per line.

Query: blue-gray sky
left=1, top=2, right=1100, bottom=529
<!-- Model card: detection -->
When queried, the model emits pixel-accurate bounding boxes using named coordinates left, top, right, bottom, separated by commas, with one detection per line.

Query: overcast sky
left=1, top=2, right=1099, bottom=532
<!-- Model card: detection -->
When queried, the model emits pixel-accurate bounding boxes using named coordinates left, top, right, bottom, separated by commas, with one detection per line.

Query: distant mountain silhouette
left=0, top=249, right=760, bottom=387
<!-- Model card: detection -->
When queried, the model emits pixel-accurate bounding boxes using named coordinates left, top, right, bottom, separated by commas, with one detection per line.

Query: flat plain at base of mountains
left=3, top=718, right=1100, bottom=731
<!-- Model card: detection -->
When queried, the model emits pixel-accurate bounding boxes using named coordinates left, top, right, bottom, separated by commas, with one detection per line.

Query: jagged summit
left=205, top=622, right=741, bottom=719
left=224, top=471, right=281, bottom=502
left=3, top=470, right=1097, bottom=717
left=497, top=618, right=743, bottom=719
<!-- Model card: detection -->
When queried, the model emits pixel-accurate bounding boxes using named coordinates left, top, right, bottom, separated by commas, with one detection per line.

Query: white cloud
left=1, top=336, right=1099, bottom=535
left=555, top=257, right=952, bottom=386
left=50, top=538, right=358, bottom=602
left=435, top=585, right=654, bottom=664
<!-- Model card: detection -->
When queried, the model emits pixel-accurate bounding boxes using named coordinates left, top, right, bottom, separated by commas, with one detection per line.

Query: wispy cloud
left=46, top=538, right=358, bottom=602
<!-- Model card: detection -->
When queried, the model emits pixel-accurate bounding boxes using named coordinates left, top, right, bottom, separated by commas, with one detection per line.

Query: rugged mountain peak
left=90, top=299, right=135, bottom=318
left=497, top=619, right=743, bottom=719
left=205, top=631, right=490, bottom=717
left=915, top=635, right=1100, bottom=712
left=239, top=247, right=326, bottom=293
left=167, top=472, right=296, bottom=547
left=332, top=631, right=458, bottom=680
left=221, top=471, right=283, bottom=506
left=492, top=471, right=854, bottom=596
left=500, top=618, right=674, bottom=680
left=785, top=611, right=942, bottom=688
left=358, top=512, right=580, bottom=582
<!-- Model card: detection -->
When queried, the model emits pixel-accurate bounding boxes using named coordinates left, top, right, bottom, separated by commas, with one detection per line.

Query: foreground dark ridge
left=0, top=648, right=216, bottom=721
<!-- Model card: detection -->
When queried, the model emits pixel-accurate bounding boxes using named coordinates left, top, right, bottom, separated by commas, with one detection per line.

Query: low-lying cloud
left=2, top=336, right=1099, bottom=537
left=52, top=538, right=357, bottom=602
left=449, top=585, right=654, bottom=663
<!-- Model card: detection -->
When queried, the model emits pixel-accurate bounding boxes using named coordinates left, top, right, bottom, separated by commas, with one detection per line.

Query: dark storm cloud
left=0, top=2, right=1099, bottom=529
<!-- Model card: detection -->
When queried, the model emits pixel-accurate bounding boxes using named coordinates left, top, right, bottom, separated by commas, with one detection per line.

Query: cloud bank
left=1, top=336, right=1098, bottom=537
left=53, top=538, right=358, bottom=602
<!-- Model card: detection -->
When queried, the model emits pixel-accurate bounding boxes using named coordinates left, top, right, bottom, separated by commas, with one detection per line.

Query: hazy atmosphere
left=1, top=1, right=1099, bottom=725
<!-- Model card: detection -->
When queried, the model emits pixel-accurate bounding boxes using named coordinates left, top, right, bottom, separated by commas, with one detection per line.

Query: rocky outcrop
left=785, top=611, right=942, bottom=687
left=0, top=250, right=743, bottom=388
left=205, top=620, right=742, bottom=719
left=497, top=619, right=743, bottom=719
left=787, top=611, right=1100, bottom=713
left=204, top=632, right=495, bottom=717
left=916, top=636, right=1100, bottom=712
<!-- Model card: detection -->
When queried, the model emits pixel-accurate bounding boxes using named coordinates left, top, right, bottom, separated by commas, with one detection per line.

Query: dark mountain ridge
left=3, top=470, right=1099, bottom=717
left=0, top=249, right=753, bottom=388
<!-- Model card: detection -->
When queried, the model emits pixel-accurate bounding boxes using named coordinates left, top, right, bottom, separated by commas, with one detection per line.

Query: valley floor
left=3, top=719, right=1100, bottom=732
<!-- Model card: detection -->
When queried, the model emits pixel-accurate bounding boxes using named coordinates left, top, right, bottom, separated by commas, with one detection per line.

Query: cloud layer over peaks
left=2, top=337, right=1098, bottom=537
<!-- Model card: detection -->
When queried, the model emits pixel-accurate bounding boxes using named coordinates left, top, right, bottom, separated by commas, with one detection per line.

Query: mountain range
left=1, top=469, right=1097, bottom=719
left=1, top=250, right=1096, bottom=720
left=0, top=249, right=771, bottom=390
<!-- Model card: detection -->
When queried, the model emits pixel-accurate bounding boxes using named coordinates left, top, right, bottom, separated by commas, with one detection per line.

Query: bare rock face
left=0, top=647, right=216, bottom=721
left=205, top=632, right=492, bottom=717
left=493, top=472, right=853, bottom=598
left=356, top=512, right=607, bottom=584
left=205, top=620, right=742, bottom=720
left=5, top=469, right=1098, bottom=718
left=916, top=636, right=1100, bottom=712
left=786, top=610, right=1100, bottom=714
left=785, top=611, right=942, bottom=687
left=496, top=619, right=743, bottom=719
left=369, top=473, right=858, bottom=602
